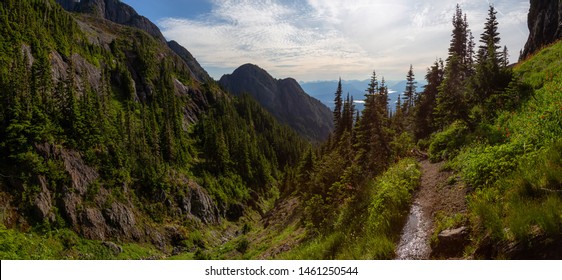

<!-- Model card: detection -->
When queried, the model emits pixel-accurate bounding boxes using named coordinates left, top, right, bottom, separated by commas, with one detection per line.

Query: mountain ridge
left=219, top=63, right=333, bottom=142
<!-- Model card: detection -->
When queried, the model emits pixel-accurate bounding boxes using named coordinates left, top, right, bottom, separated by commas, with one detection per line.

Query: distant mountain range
left=220, top=64, right=334, bottom=142
left=300, top=79, right=426, bottom=112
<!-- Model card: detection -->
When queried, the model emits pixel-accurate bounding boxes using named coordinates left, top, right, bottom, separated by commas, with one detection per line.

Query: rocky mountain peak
left=56, top=0, right=166, bottom=43
left=219, top=64, right=333, bottom=142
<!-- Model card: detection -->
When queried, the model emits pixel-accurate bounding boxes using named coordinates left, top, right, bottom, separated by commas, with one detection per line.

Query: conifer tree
left=333, top=78, right=343, bottom=137
left=414, top=59, right=444, bottom=140
left=402, top=65, right=416, bottom=115
left=435, top=4, right=472, bottom=127
left=467, top=4, right=512, bottom=119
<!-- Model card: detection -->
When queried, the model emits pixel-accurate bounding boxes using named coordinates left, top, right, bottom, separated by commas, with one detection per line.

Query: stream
left=395, top=202, right=431, bottom=260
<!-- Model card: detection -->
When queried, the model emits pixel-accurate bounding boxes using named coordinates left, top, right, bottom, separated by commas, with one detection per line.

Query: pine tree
left=402, top=65, right=416, bottom=115
left=435, top=4, right=472, bottom=127
left=333, top=78, right=343, bottom=137
left=477, top=5, right=501, bottom=64
left=467, top=4, right=512, bottom=119
left=414, top=59, right=444, bottom=140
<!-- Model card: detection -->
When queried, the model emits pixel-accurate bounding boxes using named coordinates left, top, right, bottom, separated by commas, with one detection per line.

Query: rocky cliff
left=168, top=40, right=211, bottom=83
left=56, top=0, right=211, bottom=83
left=521, top=0, right=562, bottom=59
left=219, top=64, right=334, bottom=142
left=56, top=0, right=166, bottom=43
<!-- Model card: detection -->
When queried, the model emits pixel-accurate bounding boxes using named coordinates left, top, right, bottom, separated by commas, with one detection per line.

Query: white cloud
left=159, top=0, right=529, bottom=82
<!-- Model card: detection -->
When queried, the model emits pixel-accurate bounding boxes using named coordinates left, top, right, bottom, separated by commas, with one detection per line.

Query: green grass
left=444, top=40, right=562, bottom=256
left=0, top=225, right=163, bottom=260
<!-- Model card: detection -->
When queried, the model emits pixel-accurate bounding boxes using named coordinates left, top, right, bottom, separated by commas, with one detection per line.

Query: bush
left=428, top=121, right=470, bottom=162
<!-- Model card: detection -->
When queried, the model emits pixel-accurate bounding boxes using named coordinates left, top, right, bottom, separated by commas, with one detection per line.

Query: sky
left=121, top=0, right=530, bottom=82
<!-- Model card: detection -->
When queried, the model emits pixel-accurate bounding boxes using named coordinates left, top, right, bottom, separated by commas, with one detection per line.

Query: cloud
left=159, top=0, right=529, bottom=81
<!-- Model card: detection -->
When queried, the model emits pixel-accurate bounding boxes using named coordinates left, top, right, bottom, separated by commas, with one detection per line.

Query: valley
left=0, top=0, right=561, bottom=260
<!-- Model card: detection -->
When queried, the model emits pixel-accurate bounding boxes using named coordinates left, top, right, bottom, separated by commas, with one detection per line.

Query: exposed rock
left=61, top=192, right=81, bottom=230
left=219, top=64, right=333, bottom=142
left=49, top=52, right=103, bottom=96
left=164, top=225, right=187, bottom=247
left=431, top=226, right=469, bottom=259
left=521, top=0, right=562, bottom=59
left=102, top=241, right=123, bottom=255
left=81, top=207, right=108, bottom=240
left=35, top=143, right=99, bottom=196
left=32, top=176, right=55, bottom=223
left=103, top=202, right=139, bottom=240
left=189, top=184, right=220, bottom=225
left=168, top=41, right=211, bottom=83
left=55, top=0, right=166, bottom=43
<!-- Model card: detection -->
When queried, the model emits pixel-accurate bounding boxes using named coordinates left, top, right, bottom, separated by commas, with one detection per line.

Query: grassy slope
left=446, top=40, right=562, bottom=258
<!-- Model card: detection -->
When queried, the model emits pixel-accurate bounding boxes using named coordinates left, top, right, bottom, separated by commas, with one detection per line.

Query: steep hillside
left=219, top=64, right=333, bottom=142
left=0, top=0, right=306, bottom=259
left=56, top=0, right=210, bottom=83
left=56, top=0, right=165, bottom=42
left=426, top=39, right=562, bottom=259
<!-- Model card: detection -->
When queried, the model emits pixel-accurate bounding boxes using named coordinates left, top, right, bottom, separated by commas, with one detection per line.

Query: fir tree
left=402, top=65, right=417, bottom=115
left=435, top=4, right=472, bottom=127
left=333, top=78, right=343, bottom=137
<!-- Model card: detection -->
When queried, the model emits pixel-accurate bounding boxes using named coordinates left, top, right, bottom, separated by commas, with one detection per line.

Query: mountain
left=56, top=0, right=210, bottom=83
left=56, top=0, right=166, bottom=42
left=219, top=64, right=333, bottom=142
left=521, top=0, right=562, bottom=59
left=167, top=40, right=211, bottom=82
left=0, top=0, right=308, bottom=259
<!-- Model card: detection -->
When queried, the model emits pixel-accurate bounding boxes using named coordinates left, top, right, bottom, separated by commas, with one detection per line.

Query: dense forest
left=0, top=0, right=561, bottom=259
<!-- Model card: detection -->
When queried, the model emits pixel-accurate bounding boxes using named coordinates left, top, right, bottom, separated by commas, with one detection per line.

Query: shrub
left=428, top=121, right=470, bottom=162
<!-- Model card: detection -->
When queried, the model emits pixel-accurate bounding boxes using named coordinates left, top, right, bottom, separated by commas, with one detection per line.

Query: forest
left=0, top=0, right=561, bottom=259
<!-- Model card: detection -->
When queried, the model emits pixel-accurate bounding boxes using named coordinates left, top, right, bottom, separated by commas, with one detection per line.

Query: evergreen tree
left=467, top=4, right=512, bottom=119
left=435, top=4, right=472, bottom=127
left=414, top=59, right=444, bottom=140
left=402, top=65, right=416, bottom=115
left=333, top=78, right=343, bottom=138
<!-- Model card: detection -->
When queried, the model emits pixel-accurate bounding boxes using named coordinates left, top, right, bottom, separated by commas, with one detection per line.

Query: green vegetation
left=1, top=0, right=561, bottom=260
left=425, top=7, right=562, bottom=257
left=282, top=159, right=420, bottom=259
left=0, top=0, right=305, bottom=259
left=0, top=224, right=161, bottom=259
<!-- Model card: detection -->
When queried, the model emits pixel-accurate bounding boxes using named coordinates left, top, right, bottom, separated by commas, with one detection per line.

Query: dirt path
left=395, top=160, right=467, bottom=259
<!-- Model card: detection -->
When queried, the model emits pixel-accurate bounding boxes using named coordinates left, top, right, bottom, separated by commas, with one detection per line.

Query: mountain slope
left=0, top=0, right=307, bottom=259
left=219, top=64, right=333, bottom=142
left=56, top=0, right=211, bottom=83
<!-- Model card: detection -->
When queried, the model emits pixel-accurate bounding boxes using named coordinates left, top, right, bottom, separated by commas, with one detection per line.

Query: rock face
left=521, top=0, right=562, bottom=59
left=56, top=0, right=166, bottom=43
left=219, top=64, right=334, bottom=142
left=168, top=41, right=211, bottom=83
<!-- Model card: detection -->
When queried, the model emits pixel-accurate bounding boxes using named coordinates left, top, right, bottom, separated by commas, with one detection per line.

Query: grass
left=0, top=225, right=163, bottom=260
left=440, top=40, right=562, bottom=256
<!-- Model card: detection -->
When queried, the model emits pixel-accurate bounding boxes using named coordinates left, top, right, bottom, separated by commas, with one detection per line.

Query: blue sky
left=122, top=0, right=530, bottom=82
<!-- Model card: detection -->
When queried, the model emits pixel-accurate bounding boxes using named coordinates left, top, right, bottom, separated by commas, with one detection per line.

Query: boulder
left=431, top=226, right=469, bottom=258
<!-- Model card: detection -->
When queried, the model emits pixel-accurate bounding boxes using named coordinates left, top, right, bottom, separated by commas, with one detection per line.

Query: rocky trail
left=395, top=160, right=468, bottom=260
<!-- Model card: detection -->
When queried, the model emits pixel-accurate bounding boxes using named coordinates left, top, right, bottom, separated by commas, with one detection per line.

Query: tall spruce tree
left=333, top=78, right=343, bottom=137
left=402, top=64, right=417, bottom=115
left=467, top=4, right=512, bottom=119
left=435, top=4, right=472, bottom=127
left=414, top=59, right=444, bottom=140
